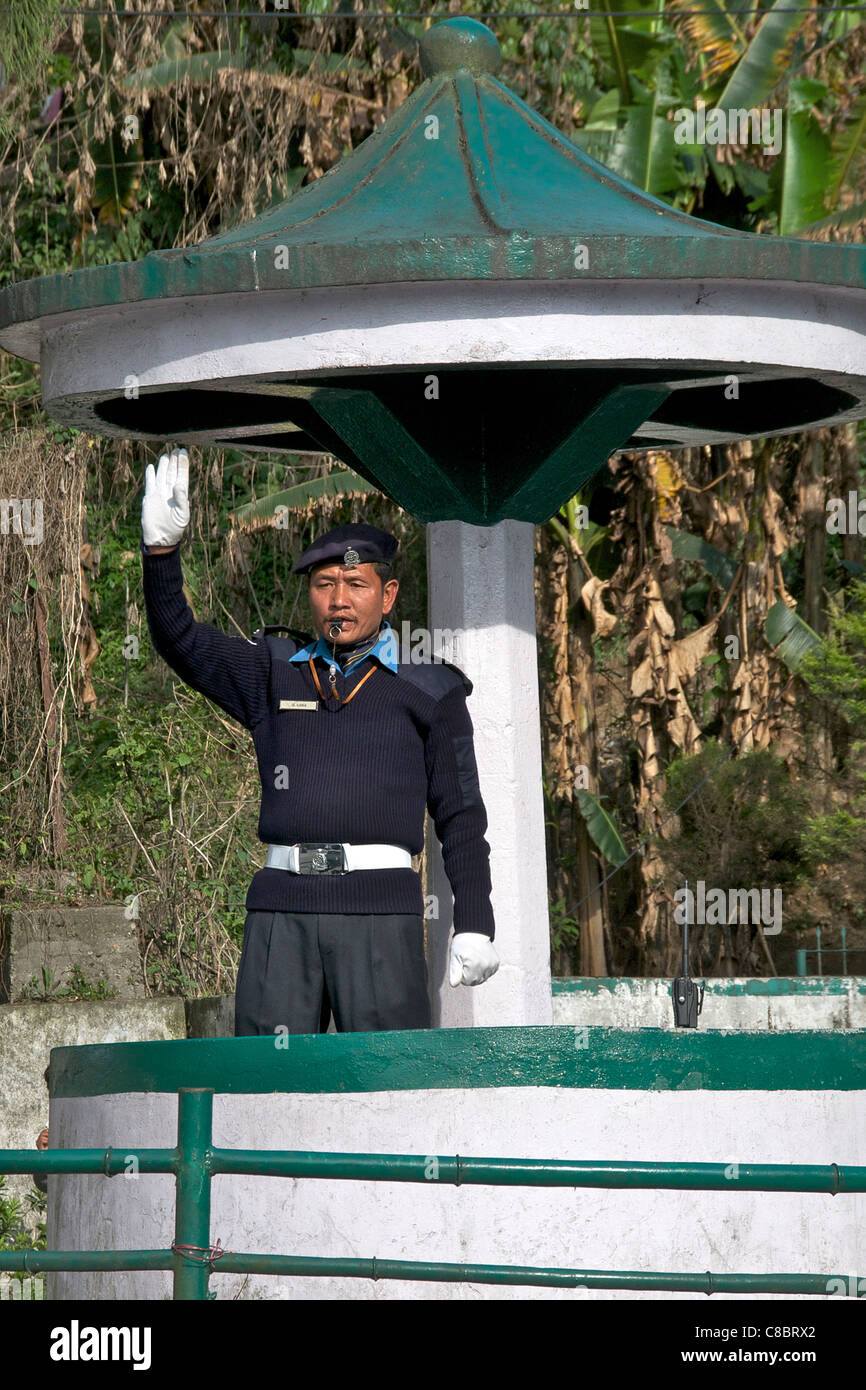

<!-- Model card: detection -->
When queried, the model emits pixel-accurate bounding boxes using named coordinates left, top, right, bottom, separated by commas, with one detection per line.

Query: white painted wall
left=0, top=999, right=186, bottom=1232
left=552, top=980, right=866, bottom=1031
left=47, top=1083, right=865, bottom=1301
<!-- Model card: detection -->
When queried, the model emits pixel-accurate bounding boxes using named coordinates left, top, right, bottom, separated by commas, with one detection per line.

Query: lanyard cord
left=309, top=654, right=378, bottom=706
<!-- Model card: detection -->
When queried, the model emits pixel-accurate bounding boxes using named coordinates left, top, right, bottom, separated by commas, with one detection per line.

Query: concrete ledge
left=0, top=997, right=186, bottom=1223
left=1, top=905, right=143, bottom=1003
left=551, top=977, right=866, bottom=1030
left=185, top=995, right=234, bottom=1038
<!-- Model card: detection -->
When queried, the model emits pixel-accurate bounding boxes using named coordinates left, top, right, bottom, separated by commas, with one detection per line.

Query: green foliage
left=665, top=526, right=738, bottom=589
left=0, top=157, right=73, bottom=287
left=700, top=651, right=730, bottom=719
left=572, top=0, right=866, bottom=231
left=660, top=741, right=811, bottom=892
left=0, top=0, right=66, bottom=141
left=715, top=0, right=808, bottom=113
left=0, top=1176, right=47, bottom=1280
left=766, top=600, right=822, bottom=673
left=576, top=790, right=629, bottom=866
left=797, top=580, right=866, bottom=731
left=593, top=626, right=629, bottom=670
left=769, top=86, right=832, bottom=236
left=231, top=468, right=373, bottom=525
left=802, top=805, right=866, bottom=867
left=796, top=583, right=866, bottom=875
left=16, top=965, right=118, bottom=1003
left=549, top=896, right=580, bottom=955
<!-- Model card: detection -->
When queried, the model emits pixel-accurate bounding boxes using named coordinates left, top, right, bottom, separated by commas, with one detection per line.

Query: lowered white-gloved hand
left=449, top=932, right=500, bottom=987
left=142, top=447, right=190, bottom=548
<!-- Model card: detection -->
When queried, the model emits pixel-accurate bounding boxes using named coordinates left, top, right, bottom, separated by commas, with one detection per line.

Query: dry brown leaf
left=580, top=575, right=617, bottom=638
left=762, top=483, right=789, bottom=556
left=668, top=618, right=719, bottom=684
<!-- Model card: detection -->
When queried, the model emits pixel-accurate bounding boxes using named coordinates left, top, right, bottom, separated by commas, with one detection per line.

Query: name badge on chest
left=279, top=699, right=319, bottom=711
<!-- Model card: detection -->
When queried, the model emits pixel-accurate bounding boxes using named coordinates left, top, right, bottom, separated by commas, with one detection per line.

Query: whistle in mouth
left=328, top=621, right=344, bottom=638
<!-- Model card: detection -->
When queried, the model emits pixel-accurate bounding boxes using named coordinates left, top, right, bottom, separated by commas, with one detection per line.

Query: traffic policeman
left=140, top=448, right=499, bottom=1034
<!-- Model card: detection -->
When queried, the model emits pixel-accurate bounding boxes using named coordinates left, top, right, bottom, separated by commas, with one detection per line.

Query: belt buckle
left=298, top=843, right=346, bottom=875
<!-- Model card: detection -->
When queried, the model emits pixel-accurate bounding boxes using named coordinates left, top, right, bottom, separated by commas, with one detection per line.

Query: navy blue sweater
left=141, top=546, right=495, bottom=938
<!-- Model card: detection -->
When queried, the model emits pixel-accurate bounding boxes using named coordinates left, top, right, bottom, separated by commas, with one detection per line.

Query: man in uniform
left=141, top=448, right=499, bottom=1035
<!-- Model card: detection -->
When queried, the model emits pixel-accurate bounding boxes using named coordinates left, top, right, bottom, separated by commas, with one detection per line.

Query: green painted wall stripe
left=551, top=977, right=866, bottom=996
left=49, top=1026, right=866, bottom=1099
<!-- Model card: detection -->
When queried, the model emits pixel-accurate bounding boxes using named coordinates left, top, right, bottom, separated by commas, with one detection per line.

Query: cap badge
left=343, top=547, right=361, bottom=567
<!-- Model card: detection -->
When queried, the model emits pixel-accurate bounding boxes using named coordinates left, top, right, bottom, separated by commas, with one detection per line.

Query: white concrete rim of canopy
left=36, top=277, right=866, bottom=445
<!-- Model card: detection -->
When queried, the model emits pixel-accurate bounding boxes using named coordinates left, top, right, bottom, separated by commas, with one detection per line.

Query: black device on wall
left=672, top=880, right=705, bottom=1029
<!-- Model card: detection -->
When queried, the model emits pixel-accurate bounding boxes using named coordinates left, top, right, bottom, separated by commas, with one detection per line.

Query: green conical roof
left=1, top=17, right=865, bottom=524
left=3, top=16, right=864, bottom=344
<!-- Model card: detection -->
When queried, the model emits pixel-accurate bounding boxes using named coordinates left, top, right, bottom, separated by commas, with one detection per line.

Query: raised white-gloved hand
left=449, top=932, right=500, bottom=987
left=142, top=447, right=190, bottom=548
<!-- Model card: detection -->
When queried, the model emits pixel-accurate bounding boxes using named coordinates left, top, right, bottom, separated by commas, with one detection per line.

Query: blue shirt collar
left=289, top=619, right=398, bottom=674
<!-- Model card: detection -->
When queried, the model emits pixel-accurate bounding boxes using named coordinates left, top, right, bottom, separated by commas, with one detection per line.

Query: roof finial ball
left=419, top=17, right=503, bottom=78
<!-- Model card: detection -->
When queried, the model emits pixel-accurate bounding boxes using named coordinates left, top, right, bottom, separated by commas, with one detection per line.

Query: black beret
left=292, top=523, right=398, bottom=575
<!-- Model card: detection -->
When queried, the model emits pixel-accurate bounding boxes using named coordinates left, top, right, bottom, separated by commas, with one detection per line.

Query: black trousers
left=234, top=910, right=431, bottom=1036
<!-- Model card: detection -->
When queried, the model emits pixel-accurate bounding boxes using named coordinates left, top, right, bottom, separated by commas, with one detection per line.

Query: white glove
left=449, top=932, right=500, bottom=987
left=142, top=447, right=190, bottom=548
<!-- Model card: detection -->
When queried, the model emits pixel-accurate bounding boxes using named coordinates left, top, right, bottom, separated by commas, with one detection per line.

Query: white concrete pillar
left=425, top=519, right=553, bottom=1027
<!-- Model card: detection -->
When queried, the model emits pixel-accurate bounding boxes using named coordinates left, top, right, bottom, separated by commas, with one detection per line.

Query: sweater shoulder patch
left=259, top=629, right=309, bottom=663
left=396, top=657, right=472, bottom=699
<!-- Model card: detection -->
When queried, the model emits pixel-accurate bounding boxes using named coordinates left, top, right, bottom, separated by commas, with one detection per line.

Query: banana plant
left=665, top=526, right=739, bottom=590
left=669, top=0, right=866, bottom=227
left=230, top=466, right=373, bottom=531
left=576, top=789, right=629, bottom=867
left=72, top=14, right=144, bottom=236
left=766, top=600, right=822, bottom=671
left=577, top=0, right=866, bottom=236
left=575, top=4, right=700, bottom=207
left=578, top=61, right=687, bottom=201
left=773, top=87, right=866, bottom=236
left=766, top=79, right=832, bottom=235
left=548, top=490, right=611, bottom=571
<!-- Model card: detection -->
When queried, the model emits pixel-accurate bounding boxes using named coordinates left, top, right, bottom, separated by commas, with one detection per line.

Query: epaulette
left=396, top=656, right=472, bottom=699
left=254, top=624, right=312, bottom=663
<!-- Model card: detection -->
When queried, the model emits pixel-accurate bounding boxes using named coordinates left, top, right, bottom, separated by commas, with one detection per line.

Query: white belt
left=266, top=842, right=412, bottom=873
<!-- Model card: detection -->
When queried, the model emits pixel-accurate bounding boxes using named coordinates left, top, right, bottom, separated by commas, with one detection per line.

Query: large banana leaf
left=665, top=526, right=738, bottom=589
left=89, top=128, right=143, bottom=224
left=797, top=199, right=866, bottom=236
left=231, top=469, right=373, bottom=527
left=120, top=51, right=266, bottom=93
left=773, top=93, right=832, bottom=236
left=576, top=790, right=630, bottom=867
left=589, top=0, right=667, bottom=102
left=765, top=600, right=821, bottom=671
left=290, top=48, right=368, bottom=75
left=716, top=0, right=809, bottom=112
left=583, top=88, right=622, bottom=133
left=826, top=91, right=866, bottom=214
left=581, top=63, right=684, bottom=199
left=666, top=0, right=754, bottom=85
left=608, top=88, right=681, bottom=197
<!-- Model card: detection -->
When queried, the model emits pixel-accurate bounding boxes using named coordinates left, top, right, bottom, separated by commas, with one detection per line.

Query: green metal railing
left=796, top=925, right=866, bottom=976
left=1, top=1088, right=864, bottom=1300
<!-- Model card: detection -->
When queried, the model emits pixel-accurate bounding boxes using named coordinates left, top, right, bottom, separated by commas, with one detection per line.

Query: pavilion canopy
left=1, top=17, right=865, bottom=523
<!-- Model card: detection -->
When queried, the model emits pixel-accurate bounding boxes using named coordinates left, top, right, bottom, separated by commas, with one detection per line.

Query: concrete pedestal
left=425, top=519, right=552, bottom=1027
